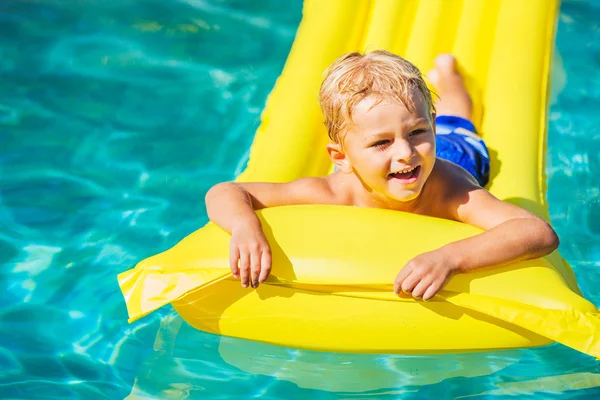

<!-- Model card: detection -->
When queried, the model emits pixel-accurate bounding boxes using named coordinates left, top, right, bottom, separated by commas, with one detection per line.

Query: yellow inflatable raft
left=118, top=0, right=600, bottom=357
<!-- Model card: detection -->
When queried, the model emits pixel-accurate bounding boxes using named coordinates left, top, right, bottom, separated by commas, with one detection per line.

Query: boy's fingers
left=400, top=273, right=419, bottom=294
left=229, top=246, right=240, bottom=278
left=393, top=267, right=412, bottom=294
left=411, top=279, right=431, bottom=299
left=239, top=251, right=250, bottom=288
left=259, top=250, right=272, bottom=283
left=250, top=251, right=260, bottom=288
left=422, top=283, right=440, bottom=301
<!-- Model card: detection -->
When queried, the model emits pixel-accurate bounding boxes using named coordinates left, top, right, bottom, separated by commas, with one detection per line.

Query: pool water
left=1, top=0, right=599, bottom=399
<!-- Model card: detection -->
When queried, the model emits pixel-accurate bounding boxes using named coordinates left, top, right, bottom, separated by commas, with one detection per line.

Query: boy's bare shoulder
left=424, top=159, right=482, bottom=219
left=324, top=172, right=356, bottom=204
left=434, top=158, right=480, bottom=188
left=286, top=175, right=339, bottom=203
left=430, top=159, right=534, bottom=229
left=284, top=174, right=354, bottom=206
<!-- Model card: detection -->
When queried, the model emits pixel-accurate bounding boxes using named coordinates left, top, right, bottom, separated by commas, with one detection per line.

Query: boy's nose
left=392, top=140, right=415, bottom=163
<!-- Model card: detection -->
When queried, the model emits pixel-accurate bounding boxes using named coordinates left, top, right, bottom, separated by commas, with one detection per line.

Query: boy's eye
left=410, top=129, right=426, bottom=136
left=371, top=140, right=390, bottom=148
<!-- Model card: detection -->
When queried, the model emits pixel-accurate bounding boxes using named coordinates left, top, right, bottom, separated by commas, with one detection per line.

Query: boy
left=205, top=51, right=559, bottom=301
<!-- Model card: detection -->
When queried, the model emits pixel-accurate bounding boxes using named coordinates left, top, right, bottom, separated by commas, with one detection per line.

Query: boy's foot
left=427, top=54, right=473, bottom=120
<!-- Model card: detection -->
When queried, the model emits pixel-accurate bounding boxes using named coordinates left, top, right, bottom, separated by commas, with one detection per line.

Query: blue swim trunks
left=435, top=115, right=490, bottom=186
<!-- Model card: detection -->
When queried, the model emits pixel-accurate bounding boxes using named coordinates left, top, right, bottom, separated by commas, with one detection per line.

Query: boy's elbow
left=205, top=182, right=235, bottom=212
left=540, top=220, right=560, bottom=253
left=206, top=182, right=234, bottom=201
left=205, top=184, right=217, bottom=205
left=547, top=228, right=560, bottom=252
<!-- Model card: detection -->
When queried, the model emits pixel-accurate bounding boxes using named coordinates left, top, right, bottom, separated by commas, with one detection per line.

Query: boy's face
left=336, top=91, right=436, bottom=205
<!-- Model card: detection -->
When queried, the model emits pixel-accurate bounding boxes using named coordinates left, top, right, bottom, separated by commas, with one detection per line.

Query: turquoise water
left=1, top=0, right=599, bottom=398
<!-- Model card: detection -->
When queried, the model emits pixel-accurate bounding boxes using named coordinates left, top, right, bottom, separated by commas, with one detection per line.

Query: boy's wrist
left=231, top=212, right=262, bottom=232
left=438, top=243, right=466, bottom=273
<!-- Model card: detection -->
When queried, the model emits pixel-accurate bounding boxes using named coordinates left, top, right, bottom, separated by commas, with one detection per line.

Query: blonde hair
left=319, top=50, right=435, bottom=143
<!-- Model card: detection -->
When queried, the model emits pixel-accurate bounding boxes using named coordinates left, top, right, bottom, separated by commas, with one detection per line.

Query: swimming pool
left=1, top=0, right=599, bottom=398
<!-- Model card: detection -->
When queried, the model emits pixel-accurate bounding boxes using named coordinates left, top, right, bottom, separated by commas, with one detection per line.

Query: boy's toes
left=427, top=68, right=440, bottom=87
left=433, top=54, right=458, bottom=76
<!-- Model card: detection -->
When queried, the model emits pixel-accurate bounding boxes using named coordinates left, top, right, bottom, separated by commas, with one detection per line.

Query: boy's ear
left=431, top=112, right=437, bottom=134
left=326, top=142, right=353, bottom=173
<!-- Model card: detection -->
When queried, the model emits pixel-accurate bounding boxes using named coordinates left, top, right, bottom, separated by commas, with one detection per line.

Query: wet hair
left=319, top=50, right=435, bottom=144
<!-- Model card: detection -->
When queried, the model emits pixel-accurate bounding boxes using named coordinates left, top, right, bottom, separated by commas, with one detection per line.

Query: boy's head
left=319, top=50, right=435, bottom=144
left=320, top=50, right=438, bottom=205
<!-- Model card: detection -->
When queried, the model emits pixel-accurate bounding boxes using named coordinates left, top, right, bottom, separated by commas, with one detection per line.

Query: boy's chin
left=383, top=190, right=419, bottom=204
left=390, top=192, right=421, bottom=203
left=385, top=176, right=427, bottom=200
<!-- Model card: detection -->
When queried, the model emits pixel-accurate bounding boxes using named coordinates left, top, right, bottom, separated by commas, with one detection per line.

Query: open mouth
left=388, top=165, right=420, bottom=183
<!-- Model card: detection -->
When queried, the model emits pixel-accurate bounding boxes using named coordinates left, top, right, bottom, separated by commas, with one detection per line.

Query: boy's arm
left=205, top=178, right=334, bottom=233
left=395, top=181, right=559, bottom=300
left=444, top=187, right=559, bottom=271
left=205, top=178, right=333, bottom=288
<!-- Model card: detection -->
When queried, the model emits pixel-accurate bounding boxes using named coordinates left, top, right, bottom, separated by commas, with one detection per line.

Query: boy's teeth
left=395, top=166, right=415, bottom=174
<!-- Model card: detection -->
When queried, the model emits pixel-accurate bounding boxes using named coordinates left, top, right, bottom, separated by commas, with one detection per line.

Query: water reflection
left=125, top=312, right=599, bottom=398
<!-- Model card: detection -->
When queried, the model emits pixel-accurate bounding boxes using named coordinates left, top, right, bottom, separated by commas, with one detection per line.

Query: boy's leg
left=428, top=55, right=490, bottom=186
left=427, top=54, right=473, bottom=123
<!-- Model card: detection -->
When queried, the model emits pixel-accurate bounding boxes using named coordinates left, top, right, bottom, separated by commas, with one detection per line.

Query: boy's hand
left=229, top=223, right=272, bottom=288
left=393, top=250, right=455, bottom=301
